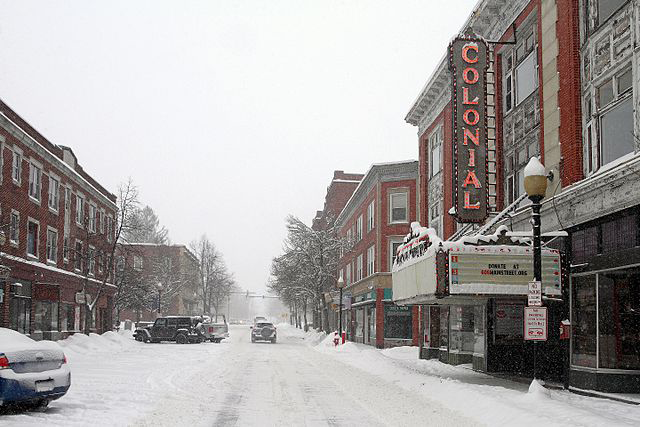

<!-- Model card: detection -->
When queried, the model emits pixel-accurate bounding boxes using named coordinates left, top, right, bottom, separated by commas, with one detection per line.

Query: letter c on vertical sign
left=462, top=45, right=479, bottom=64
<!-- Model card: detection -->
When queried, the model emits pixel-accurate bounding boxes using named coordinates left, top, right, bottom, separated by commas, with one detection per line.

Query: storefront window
left=34, top=300, right=59, bottom=332
left=439, top=306, right=449, bottom=349
left=494, top=302, right=524, bottom=342
left=61, top=303, right=76, bottom=331
left=598, top=268, right=640, bottom=369
left=449, top=305, right=474, bottom=353
left=572, top=275, right=597, bottom=368
left=473, top=306, right=485, bottom=356
left=368, top=307, right=376, bottom=339
left=9, top=282, right=31, bottom=334
left=384, top=305, right=412, bottom=339
left=355, top=308, right=364, bottom=339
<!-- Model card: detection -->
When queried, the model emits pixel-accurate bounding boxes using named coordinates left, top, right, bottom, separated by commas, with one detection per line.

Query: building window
left=515, top=50, right=538, bottom=105
left=27, top=220, right=39, bottom=257
left=12, top=150, right=21, bottom=183
left=503, top=53, right=514, bottom=113
left=428, top=126, right=443, bottom=179
left=384, top=305, right=412, bottom=339
left=389, top=192, right=408, bottom=223
left=356, top=215, right=363, bottom=242
left=596, top=0, right=628, bottom=27
left=346, top=263, right=352, bottom=286
left=134, top=255, right=143, bottom=271
left=106, top=216, right=113, bottom=242
left=33, top=300, right=59, bottom=333
left=356, top=254, right=363, bottom=282
left=76, top=195, right=84, bottom=225
left=367, top=246, right=375, bottom=276
left=88, top=246, right=96, bottom=276
left=9, top=211, right=19, bottom=244
left=28, top=162, right=42, bottom=201
left=346, top=228, right=352, bottom=249
left=367, top=201, right=374, bottom=232
left=63, top=235, right=70, bottom=262
left=75, top=240, right=83, bottom=271
left=88, top=204, right=97, bottom=232
left=48, top=176, right=60, bottom=212
left=600, top=97, right=634, bottom=166
left=99, top=210, right=105, bottom=234
left=46, top=228, right=58, bottom=263
left=389, top=239, right=403, bottom=267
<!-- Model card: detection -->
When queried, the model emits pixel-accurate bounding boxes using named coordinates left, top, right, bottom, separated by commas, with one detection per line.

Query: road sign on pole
left=524, top=307, right=548, bottom=341
left=528, top=281, right=542, bottom=306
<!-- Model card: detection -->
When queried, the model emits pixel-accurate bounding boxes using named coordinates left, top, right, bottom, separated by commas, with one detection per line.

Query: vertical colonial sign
left=449, top=36, right=489, bottom=223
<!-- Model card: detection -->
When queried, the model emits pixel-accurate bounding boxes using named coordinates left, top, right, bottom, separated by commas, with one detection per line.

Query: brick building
left=311, top=170, right=364, bottom=331
left=116, top=243, right=201, bottom=323
left=336, top=160, right=419, bottom=349
left=0, top=99, right=118, bottom=339
left=403, top=0, right=639, bottom=392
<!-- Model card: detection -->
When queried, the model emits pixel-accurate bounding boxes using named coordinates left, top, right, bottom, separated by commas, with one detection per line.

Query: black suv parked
left=133, top=316, right=203, bottom=344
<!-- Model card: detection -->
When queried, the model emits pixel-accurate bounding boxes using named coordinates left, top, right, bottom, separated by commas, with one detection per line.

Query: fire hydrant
left=333, top=332, right=340, bottom=347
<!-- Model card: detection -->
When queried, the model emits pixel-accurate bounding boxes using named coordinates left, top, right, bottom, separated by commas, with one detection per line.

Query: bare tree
left=121, top=205, right=169, bottom=244
left=190, top=235, right=236, bottom=317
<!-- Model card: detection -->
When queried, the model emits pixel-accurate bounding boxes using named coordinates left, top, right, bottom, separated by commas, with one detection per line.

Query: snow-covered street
left=1, top=325, right=640, bottom=427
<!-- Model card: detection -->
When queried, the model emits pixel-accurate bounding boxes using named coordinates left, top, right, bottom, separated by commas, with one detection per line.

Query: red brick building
left=336, top=160, right=419, bottom=348
left=404, top=0, right=639, bottom=392
left=116, top=243, right=201, bottom=323
left=0, top=99, right=118, bottom=339
left=312, top=170, right=364, bottom=231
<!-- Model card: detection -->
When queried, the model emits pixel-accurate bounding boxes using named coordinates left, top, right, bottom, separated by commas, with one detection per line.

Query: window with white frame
left=28, top=162, right=42, bottom=201
left=76, top=195, right=84, bottom=225
left=27, top=220, right=39, bottom=257
left=88, top=204, right=97, bottom=232
left=428, top=126, right=443, bottom=178
left=584, top=65, right=635, bottom=174
left=367, top=246, right=375, bottom=276
left=429, top=201, right=441, bottom=237
left=106, top=216, right=113, bottom=242
left=356, top=215, right=363, bottom=242
left=63, top=235, right=70, bottom=262
left=48, top=175, right=60, bottom=212
left=99, top=210, right=105, bottom=234
left=134, top=255, right=143, bottom=271
left=389, top=192, right=408, bottom=223
left=9, top=211, right=19, bottom=244
left=356, top=254, right=363, bottom=282
left=367, top=201, right=374, bottom=232
left=98, top=252, right=104, bottom=274
left=346, top=228, right=352, bottom=248
left=515, top=50, right=538, bottom=105
left=503, top=52, right=514, bottom=113
left=74, top=240, right=83, bottom=271
left=46, top=228, right=58, bottom=263
left=389, top=239, right=403, bottom=267
left=593, top=0, right=628, bottom=28
left=88, top=246, right=96, bottom=276
left=12, top=150, right=22, bottom=184
left=346, top=263, right=352, bottom=286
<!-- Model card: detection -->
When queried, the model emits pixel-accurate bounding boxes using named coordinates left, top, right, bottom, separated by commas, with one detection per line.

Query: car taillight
left=0, top=354, right=9, bottom=370
left=209, top=327, right=214, bottom=333
left=63, top=354, right=67, bottom=364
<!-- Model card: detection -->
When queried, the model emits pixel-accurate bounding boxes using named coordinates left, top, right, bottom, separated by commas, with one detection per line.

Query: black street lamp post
left=156, top=282, right=163, bottom=314
left=524, top=157, right=549, bottom=381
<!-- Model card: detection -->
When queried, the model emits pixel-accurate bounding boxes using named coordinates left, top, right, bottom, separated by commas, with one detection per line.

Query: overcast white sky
left=0, top=0, right=478, bottom=293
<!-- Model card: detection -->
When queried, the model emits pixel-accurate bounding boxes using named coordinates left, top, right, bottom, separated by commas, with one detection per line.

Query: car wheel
left=271, top=338, right=277, bottom=344
left=215, top=338, right=222, bottom=344
left=176, top=334, right=188, bottom=344
left=251, top=336, right=256, bottom=343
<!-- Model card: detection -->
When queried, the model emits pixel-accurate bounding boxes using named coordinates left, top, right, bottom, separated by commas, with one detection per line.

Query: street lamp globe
left=156, top=282, right=163, bottom=291
left=524, top=157, right=548, bottom=201
left=337, top=275, right=344, bottom=289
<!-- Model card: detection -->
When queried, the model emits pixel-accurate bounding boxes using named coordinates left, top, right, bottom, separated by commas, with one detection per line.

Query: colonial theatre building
left=392, top=223, right=565, bottom=378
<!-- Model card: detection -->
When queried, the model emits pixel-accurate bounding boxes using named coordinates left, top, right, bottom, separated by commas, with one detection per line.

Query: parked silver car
left=0, top=328, right=71, bottom=409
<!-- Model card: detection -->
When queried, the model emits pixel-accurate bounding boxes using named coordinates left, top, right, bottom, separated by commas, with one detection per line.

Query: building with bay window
left=0, top=99, right=118, bottom=339
left=403, top=0, right=639, bottom=392
left=336, top=160, right=419, bottom=348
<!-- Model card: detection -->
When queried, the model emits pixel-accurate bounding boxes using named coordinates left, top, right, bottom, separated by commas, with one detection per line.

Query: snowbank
left=57, top=330, right=137, bottom=356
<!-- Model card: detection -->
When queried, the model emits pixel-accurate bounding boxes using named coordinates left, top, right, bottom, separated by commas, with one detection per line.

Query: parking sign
left=524, top=307, right=547, bottom=341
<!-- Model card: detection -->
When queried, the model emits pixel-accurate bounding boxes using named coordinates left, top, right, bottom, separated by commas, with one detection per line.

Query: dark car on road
left=133, top=316, right=203, bottom=344
left=250, top=321, right=277, bottom=343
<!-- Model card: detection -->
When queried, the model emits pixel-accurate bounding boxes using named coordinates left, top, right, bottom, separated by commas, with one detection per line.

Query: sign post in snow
left=524, top=307, right=547, bottom=341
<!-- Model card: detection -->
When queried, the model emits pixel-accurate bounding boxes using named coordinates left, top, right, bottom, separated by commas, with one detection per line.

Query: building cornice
left=405, top=0, right=530, bottom=133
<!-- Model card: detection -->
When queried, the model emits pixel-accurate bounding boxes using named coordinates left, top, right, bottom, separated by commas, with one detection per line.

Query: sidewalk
left=290, top=326, right=640, bottom=427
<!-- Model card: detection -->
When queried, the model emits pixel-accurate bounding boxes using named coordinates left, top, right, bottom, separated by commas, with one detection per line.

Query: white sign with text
left=524, top=307, right=548, bottom=341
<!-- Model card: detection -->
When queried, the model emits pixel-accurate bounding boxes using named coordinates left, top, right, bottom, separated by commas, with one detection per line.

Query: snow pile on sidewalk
left=57, top=330, right=137, bottom=356
left=313, top=342, right=640, bottom=426
left=276, top=323, right=328, bottom=345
